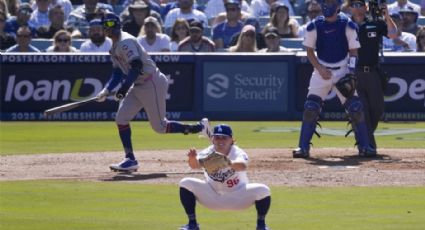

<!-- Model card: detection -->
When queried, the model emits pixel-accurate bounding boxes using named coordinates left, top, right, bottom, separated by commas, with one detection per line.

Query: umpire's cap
left=213, top=124, right=233, bottom=137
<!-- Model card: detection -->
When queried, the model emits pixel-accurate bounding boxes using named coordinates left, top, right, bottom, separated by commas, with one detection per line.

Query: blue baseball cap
left=89, top=19, right=103, bottom=27
left=213, top=124, right=233, bottom=137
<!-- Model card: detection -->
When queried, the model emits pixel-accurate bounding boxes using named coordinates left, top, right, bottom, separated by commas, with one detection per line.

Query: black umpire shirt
left=355, top=18, right=388, bottom=66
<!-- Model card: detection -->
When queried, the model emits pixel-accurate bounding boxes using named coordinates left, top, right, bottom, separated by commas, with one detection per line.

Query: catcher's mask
left=213, top=124, right=233, bottom=137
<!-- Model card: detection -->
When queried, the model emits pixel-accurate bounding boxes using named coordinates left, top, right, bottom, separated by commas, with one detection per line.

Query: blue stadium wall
left=1, top=53, right=424, bottom=121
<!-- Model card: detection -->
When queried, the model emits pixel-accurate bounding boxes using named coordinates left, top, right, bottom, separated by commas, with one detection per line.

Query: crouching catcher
left=178, top=124, right=271, bottom=230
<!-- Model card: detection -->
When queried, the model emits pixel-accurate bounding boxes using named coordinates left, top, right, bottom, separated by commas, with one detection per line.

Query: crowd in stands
left=1, top=0, right=425, bottom=52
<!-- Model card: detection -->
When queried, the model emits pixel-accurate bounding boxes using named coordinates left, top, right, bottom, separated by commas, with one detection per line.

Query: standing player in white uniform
left=292, top=0, right=376, bottom=158
left=97, top=13, right=211, bottom=172
left=179, top=124, right=271, bottom=230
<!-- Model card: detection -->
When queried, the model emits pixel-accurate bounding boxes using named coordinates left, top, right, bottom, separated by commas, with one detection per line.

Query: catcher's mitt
left=198, top=150, right=231, bottom=174
left=336, top=73, right=357, bottom=98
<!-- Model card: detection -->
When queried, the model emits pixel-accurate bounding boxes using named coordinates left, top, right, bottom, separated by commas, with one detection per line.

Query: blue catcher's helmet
left=102, top=12, right=121, bottom=30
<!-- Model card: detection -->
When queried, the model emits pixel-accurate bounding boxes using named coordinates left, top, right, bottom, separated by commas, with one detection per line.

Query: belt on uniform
left=356, top=65, right=376, bottom=73
left=325, top=66, right=341, bottom=70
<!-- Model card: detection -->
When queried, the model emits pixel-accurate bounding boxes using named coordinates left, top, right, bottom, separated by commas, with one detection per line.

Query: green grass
left=0, top=181, right=424, bottom=230
left=1, top=121, right=424, bottom=155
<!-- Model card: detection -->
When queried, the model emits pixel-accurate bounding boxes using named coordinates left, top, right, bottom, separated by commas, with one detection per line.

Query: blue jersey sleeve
left=106, top=67, right=124, bottom=91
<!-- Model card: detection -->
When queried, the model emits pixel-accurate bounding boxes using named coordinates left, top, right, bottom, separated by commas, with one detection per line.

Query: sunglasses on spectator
left=176, top=26, right=187, bottom=30
left=265, top=35, right=278, bottom=39
left=244, top=32, right=255, bottom=37
left=226, top=7, right=238, bottom=12
left=17, top=34, right=31, bottom=38
left=57, top=38, right=70, bottom=43
left=350, top=2, right=365, bottom=8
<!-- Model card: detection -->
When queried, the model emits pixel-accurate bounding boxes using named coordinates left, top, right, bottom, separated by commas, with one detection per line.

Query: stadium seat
left=31, top=39, right=87, bottom=51
left=417, top=16, right=425, bottom=26
left=280, top=38, right=304, bottom=49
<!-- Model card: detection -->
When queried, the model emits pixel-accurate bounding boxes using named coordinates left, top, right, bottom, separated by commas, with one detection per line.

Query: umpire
left=349, top=0, right=397, bottom=152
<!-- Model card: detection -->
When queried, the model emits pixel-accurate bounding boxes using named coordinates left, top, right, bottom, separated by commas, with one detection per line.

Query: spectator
left=399, top=7, right=420, bottom=35
left=388, top=0, right=421, bottom=15
left=31, top=0, right=73, bottom=20
left=164, top=0, right=208, bottom=28
left=29, top=0, right=51, bottom=29
left=417, top=26, right=425, bottom=51
left=5, top=25, right=40, bottom=52
left=160, top=0, right=205, bottom=20
left=178, top=20, right=215, bottom=52
left=264, top=2, right=299, bottom=38
left=122, top=0, right=151, bottom=37
left=6, top=0, right=18, bottom=16
left=122, top=0, right=161, bottom=16
left=137, top=16, right=171, bottom=52
left=0, top=0, right=8, bottom=17
left=212, top=0, right=244, bottom=49
left=421, top=0, right=425, bottom=16
left=120, top=0, right=162, bottom=26
left=229, top=17, right=267, bottom=49
left=36, top=4, right=71, bottom=39
left=228, top=24, right=257, bottom=52
left=46, top=29, right=78, bottom=52
left=204, top=0, right=250, bottom=24
left=0, top=10, right=16, bottom=50
left=259, top=26, right=290, bottom=52
left=79, top=18, right=112, bottom=52
left=383, top=13, right=417, bottom=51
left=67, top=0, right=113, bottom=38
left=249, top=0, right=295, bottom=18
left=170, top=18, right=189, bottom=51
left=5, top=3, right=37, bottom=36
left=298, top=0, right=322, bottom=38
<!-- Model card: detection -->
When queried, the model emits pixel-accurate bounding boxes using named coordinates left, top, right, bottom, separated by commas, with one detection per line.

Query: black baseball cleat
left=358, top=146, right=377, bottom=158
left=292, top=147, right=310, bottom=158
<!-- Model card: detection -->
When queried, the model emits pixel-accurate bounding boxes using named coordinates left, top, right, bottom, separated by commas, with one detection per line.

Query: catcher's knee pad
left=344, top=96, right=364, bottom=124
left=303, top=95, right=322, bottom=122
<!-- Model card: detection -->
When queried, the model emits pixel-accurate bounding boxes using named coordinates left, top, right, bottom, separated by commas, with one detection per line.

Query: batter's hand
left=96, top=88, right=109, bottom=102
left=318, top=66, right=332, bottom=80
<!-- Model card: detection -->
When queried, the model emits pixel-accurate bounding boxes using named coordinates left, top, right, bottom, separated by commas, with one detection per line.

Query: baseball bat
left=43, top=97, right=99, bottom=116
left=43, top=91, right=115, bottom=116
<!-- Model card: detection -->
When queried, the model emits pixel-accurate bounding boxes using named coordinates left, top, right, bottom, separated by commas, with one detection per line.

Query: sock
left=118, top=124, right=135, bottom=160
left=166, top=121, right=202, bottom=134
left=255, top=196, right=271, bottom=227
left=180, top=187, right=197, bottom=226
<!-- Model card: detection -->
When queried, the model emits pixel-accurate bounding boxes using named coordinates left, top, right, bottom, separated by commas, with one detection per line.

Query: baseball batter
left=179, top=124, right=271, bottom=230
left=293, top=0, right=376, bottom=158
left=97, top=13, right=211, bottom=172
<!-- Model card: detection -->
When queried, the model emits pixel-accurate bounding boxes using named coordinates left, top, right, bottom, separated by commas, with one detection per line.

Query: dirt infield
left=1, top=148, right=424, bottom=186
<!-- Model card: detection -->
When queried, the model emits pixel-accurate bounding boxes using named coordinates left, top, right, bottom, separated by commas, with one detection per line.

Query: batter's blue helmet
left=102, top=12, right=121, bottom=30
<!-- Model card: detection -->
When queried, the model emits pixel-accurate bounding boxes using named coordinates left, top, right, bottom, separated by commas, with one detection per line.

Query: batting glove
left=115, top=84, right=130, bottom=100
left=96, top=88, right=109, bottom=102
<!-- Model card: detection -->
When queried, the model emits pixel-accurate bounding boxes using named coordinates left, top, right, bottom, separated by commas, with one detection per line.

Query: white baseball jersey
left=197, top=145, right=249, bottom=195
left=179, top=145, right=270, bottom=211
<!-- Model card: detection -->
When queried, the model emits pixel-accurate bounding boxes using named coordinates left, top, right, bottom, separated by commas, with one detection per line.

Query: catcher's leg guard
left=294, top=95, right=322, bottom=158
left=344, top=97, right=376, bottom=157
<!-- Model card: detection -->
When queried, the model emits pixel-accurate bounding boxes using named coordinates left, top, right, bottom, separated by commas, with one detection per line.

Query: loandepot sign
left=255, top=127, right=425, bottom=137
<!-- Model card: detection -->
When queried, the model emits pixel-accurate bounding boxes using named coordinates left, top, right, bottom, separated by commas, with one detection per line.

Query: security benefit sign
left=203, top=62, right=289, bottom=112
